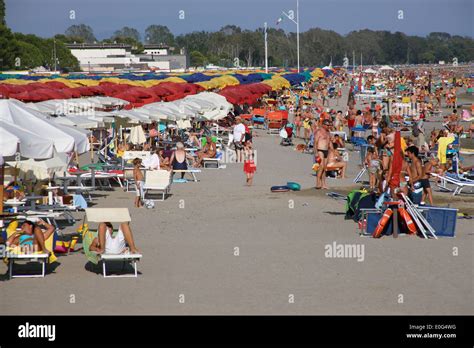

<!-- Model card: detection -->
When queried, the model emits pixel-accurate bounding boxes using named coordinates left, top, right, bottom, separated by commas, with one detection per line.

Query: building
left=66, top=43, right=188, bottom=72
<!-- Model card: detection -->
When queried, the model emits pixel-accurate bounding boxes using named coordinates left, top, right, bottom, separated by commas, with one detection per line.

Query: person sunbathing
left=194, top=136, right=217, bottom=167
left=327, top=145, right=347, bottom=178
left=89, top=222, right=139, bottom=255
left=6, top=219, right=53, bottom=254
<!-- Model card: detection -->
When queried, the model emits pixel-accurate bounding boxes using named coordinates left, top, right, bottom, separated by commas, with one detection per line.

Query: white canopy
left=0, top=100, right=89, bottom=154
left=364, top=68, right=377, bottom=74
left=379, top=65, right=395, bottom=71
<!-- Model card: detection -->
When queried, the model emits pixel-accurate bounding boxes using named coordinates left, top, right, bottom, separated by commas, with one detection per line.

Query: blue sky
left=5, top=0, right=473, bottom=39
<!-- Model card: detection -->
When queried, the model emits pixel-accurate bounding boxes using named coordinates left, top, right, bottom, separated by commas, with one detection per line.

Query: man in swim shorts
left=314, top=119, right=332, bottom=189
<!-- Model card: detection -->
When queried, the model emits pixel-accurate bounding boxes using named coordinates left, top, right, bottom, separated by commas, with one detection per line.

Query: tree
left=113, top=26, right=141, bottom=42
left=145, top=25, right=174, bottom=46
left=103, top=36, right=144, bottom=54
left=190, top=51, right=207, bottom=67
left=15, top=41, right=44, bottom=69
left=65, top=24, right=96, bottom=43
left=0, top=0, right=5, bottom=26
left=0, top=25, right=20, bottom=70
left=13, top=32, right=80, bottom=71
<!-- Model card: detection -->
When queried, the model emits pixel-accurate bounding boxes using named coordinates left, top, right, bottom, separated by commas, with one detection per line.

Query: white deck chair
left=431, top=173, right=474, bottom=196
left=143, top=170, right=172, bottom=201
left=84, top=208, right=142, bottom=278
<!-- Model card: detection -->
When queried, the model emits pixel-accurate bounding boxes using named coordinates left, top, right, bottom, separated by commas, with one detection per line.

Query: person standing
left=132, top=158, right=144, bottom=208
left=233, top=117, right=246, bottom=163
left=314, top=119, right=333, bottom=189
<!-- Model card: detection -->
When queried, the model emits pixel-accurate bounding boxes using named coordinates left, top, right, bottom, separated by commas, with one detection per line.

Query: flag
left=276, top=16, right=283, bottom=25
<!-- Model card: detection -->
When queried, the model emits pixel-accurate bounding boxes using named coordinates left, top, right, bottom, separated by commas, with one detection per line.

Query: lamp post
left=264, top=22, right=268, bottom=73
left=281, top=0, right=300, bottom=72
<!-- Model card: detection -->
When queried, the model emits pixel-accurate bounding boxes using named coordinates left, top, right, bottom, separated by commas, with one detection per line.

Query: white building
left=66, top=43, right=187, bottom=72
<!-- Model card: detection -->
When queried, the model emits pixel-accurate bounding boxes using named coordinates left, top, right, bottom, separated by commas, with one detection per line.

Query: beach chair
left=266, top=111, right=285, bottom=134
left=143, top=170, right=172, bottom=201
left=82, top=208, right=142, bottom=278
left=431, top=173, right=474, bottom=196
left=202, top=157, right=221, bottom=168
left=4, top=220, right=58, bottom=279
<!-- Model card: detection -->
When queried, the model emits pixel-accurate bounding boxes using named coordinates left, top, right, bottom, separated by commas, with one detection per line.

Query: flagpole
left=264, top=22, right=268, bottom=73
left=296, top=0, right=300, bottom=72
left=281, top=0, right=300, bottom=72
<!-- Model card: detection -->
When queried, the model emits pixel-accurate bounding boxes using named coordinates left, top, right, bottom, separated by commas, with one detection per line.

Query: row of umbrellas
left=16, top=92, right=233, bottom=129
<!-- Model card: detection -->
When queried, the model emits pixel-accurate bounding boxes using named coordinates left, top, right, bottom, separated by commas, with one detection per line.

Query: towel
left=437, top=137, right=455, bottom=164
left=73, top=194, right=88, bottom=209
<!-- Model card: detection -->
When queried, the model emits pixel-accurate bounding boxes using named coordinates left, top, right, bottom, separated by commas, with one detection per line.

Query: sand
left=1, top=88, right=473, bottom=315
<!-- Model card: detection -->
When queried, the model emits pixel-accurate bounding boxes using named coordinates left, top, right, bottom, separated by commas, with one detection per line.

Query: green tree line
left=1, top=0, right=473, bottom=71
left=55, top=23, right=474, bottom=68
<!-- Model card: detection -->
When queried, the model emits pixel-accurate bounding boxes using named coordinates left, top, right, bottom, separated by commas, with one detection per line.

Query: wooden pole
left=0, top=163, right=4, bottom=217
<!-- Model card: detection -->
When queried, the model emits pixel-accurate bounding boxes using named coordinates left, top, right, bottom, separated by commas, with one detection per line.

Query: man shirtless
left=420, top=157, right=439, bottom=205
left=405, top=146, right=423, bottom=203
left=314, top=119, right=333, bottom=189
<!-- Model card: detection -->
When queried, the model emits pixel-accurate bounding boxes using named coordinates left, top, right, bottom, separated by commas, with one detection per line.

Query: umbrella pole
left=90, top=133, right=94, bottom=163
left=0, top=163, right=4, bottom=217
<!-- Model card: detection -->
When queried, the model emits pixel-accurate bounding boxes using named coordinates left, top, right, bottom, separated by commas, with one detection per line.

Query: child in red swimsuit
left=243, top=151, right=257, bottom=186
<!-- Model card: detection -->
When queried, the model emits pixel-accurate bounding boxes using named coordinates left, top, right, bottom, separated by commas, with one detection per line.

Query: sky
left=5, top=0, right=473, bottom=40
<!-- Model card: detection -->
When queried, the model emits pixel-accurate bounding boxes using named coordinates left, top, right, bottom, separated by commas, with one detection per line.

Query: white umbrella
left=0, top=100, right=74, bottom=153
left=7, top=152, right=69, bottom=181
left=0, top=120, right=54, bottom=159
left=129, top=125, right=147, bottom=145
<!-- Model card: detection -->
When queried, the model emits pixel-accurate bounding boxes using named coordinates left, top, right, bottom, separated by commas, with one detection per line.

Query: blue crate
left=421, top=207, right=458, bottom=237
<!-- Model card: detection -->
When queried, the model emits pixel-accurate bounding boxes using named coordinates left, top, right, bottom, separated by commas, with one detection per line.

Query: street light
left=264, top=22, right=268, bottom=73
left=281, top=0, right=300, bottom=72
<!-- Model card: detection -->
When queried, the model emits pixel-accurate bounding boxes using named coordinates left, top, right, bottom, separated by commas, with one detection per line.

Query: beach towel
left=437, top=137, right=455, bottom=164
left=73, top=194, right=88, bottom=209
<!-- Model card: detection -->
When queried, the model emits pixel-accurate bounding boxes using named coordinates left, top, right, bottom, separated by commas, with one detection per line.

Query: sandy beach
left=1, top=89, right=473, bottom=316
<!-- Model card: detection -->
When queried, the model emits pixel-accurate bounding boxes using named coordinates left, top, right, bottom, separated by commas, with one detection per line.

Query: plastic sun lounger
left=8, top=253, right=49, bottom=279
left=84, top=208, right=142, bottom=278
left=143, top=170, right=172, bottom=201
left=431, top=173, right=474, bottom=195
left=172, top=169, right=201, bottom=182
left=202, top=158, right=220, bottom=168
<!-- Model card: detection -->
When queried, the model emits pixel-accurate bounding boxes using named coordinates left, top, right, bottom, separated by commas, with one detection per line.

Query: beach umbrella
left=129, top=125, right=147, bottom=145
left=6, top=152, right=69, bottom=181
left=0, top=99, right=89, bottom=154
left=0, top=121, right=54, bottom=159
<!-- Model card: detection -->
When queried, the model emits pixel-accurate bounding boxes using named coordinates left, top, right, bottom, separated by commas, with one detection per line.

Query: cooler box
left=421, top=207, right=457, bottom=237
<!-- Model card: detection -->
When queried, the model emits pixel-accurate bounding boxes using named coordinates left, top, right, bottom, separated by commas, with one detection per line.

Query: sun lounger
left=7, top=253, right=49, bottom=279
left=172, top=169, right=201, bottom=182
left=143, top=170, right=172, bottom=201
left=431, top=173, right=474, bottom=195
left=83, top=208, right=143, bottom=278
left=202, top=158, right=220, bottom=168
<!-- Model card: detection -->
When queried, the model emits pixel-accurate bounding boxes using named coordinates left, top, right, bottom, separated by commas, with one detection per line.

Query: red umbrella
left=389, top=131, right=402, bottom=190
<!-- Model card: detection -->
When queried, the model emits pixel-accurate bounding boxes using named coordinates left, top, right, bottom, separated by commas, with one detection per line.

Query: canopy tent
left=364, top=68, right=377, bottom=74
left=379, top=65, right=395, bottom=71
